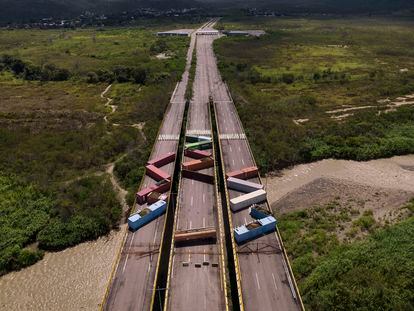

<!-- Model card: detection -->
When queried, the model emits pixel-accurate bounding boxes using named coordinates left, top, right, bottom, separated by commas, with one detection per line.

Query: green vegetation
left=37, top=175, right=121, bottom=250
left=185, top=39, right=197, bottom=101
left=0, top=26, right=190, bottom=274
left=278, top=200, right=414, bottom=310
left=215, top=18, right=414, bottom=172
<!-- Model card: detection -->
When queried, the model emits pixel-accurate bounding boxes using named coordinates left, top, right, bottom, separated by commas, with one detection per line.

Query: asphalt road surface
left=104, top=25, right=199, bottom=311
left=165, top=22, right=227, bottom=311
left=200, top=31, right=302, bottom=311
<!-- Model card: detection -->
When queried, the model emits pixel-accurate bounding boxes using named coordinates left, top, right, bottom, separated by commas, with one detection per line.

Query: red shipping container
left=136, top=187, right=153, bottom=205
left=152, top=179, right=171, bottom=194
left=241, top=166, right=259, bottom=179
left=146, top=164, right=171, bottom=181
left=147, top=191, right=162, bottom=205
left=226, top=170, right=244, bottom=179
left=184, top=149, right=211, bottom=159
left=226, top=166, right=258, bottom=180
left=147, top=152, right=176, bottom=168
left=182, top=157, right=214, bottom=171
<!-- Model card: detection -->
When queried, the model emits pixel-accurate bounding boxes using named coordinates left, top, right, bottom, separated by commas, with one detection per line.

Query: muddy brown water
left=0, top=227, right=125, bottom=311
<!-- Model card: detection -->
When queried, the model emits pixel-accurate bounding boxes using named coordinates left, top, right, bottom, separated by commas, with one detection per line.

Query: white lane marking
left=232, top=159, right=235, bottom=165
left=128, top=232, right=135, bottom=251
left=241, top=159, right=245, bottom=165
left=238, top=147, right=241, bottom=152
left=147, top=262, right=151, bottom=273
left=203, top=249, right=206, bottom=263
left=272, top=273, right=278, bottom=291
left=203, top=217, right=206, bottom=227
left=255, top=272, right=261, bottom=290
left=152, top=221, right=159, bottom=246
left=171, top=256, right=175, bottom=279
left=191, top=196, right=194, bottom=206
left=203, top=193, right=206, bottom=203
left=229, top=146, right=232, bottom=152
left=282, top=255, right=298, bottom=300
left=192, top=179, right=194, bottom=185
left=188, top=250, right=191, bottom=262
left=122, top=254, right=129, bottom=273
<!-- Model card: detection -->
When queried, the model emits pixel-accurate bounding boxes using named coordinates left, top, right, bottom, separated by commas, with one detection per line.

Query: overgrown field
left=278, top=200, right=414, bottom=310
left=215, top=17, right=414, bottom=172
left=215, top=17, right=414, bottom=310
left=0, top=26, right=191, bottom=274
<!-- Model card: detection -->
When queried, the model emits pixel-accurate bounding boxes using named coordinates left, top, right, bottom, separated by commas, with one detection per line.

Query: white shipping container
left=227, top=177, right=263, bottom=193
left=230, top=189, right=267, bottom=212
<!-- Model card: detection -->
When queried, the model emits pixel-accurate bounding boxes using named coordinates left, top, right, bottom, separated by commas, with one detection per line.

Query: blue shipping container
left=234, top=216, right=277, bottom=244
left=128, top=200, right=167, bottom=231
left=249, top=206, right=272, bottom=220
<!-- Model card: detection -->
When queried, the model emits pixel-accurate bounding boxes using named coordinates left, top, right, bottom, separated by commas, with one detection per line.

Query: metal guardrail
left=209, top=100, right=230, bottom=311
left=212, top=101, right=246, bottom=311
left=100, top=77, right=182, bottom=311
left=223, top=82, right=305, bottom=310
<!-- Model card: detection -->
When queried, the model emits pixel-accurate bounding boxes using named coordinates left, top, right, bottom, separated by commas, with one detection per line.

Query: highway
left=201, top=29, right=303, bottom=310
left=164, top=21, right=227, bottom=311
left=103, top=23, right=200, bottom=311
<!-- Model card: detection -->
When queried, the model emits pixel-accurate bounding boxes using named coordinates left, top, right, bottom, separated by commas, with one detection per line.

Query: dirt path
left=0, top=227, right=125, bottom=311
left=267, top=155, right=414, bottom=221
left=100, top=84, right=117, bottom=123
left=105, top=160, right=129, bottom=219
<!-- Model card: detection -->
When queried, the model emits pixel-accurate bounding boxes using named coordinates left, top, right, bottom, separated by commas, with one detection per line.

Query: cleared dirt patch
left=271, top=177, right=413, bottom=223
left=267, top=155, right=414, bottom=219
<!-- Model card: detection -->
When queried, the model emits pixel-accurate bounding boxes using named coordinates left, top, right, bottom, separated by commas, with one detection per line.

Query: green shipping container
left=185, top=141, right=212, bottom=150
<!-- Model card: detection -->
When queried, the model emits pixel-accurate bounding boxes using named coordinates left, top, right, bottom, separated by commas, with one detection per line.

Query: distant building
left=157, top=29, right=194, bottom=37
left=223, top=30, right=266, bottom=37
left=196, top=30, right=219, bottom=36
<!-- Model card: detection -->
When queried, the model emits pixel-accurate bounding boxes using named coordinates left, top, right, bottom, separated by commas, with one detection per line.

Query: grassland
left=215, top=17, right=414, bottom=310
left=215, top=17, right=414, bottom=172
left=0, top=25, right=191, bottom=274
left=278, top=200, right=414, bottom=310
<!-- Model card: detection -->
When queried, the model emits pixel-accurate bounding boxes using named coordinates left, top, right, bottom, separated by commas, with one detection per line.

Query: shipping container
left=136, top=179, right=171, bottom=205
left=184, top=149, right=212, bottom=159
left=145, top=164, right=171, bottom=181
left=128, top=200, right=167, bottom=231
left=136, top=187, right=153, bottom=205
left=227, top=177, right=263, bottom=193
left=198, top=135, right=212, bottom=142
left=226, top=166, right=259, bottom=180
left=182, top=169, right=214, bottom=184
left=152, top=179, right=171, bottom=194
left=249, top=205, right=272, bottom=219
left=147, top=152, right=175, bottom=168
left=182, top=157, right=214, bottom=171
left=242, top=166, right=259, bottom=179
left=186, top=135, right=212, bottom=143
left=147, top=192, right=168, bottom=205
left=185, top=140, right=212, bottom=150
left=230, top=189, right=267, bottom=212
left=234, top=216, right=276, bottom=244
left=174, top=227, right=216, bottom=243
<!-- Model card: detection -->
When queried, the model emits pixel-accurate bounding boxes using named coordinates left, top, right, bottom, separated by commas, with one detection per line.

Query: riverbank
left=0, top=227, right=125, bottom=311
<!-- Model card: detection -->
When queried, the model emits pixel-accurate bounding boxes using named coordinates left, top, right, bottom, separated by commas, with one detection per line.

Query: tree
left=132, top=67, right=147, bottom=84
